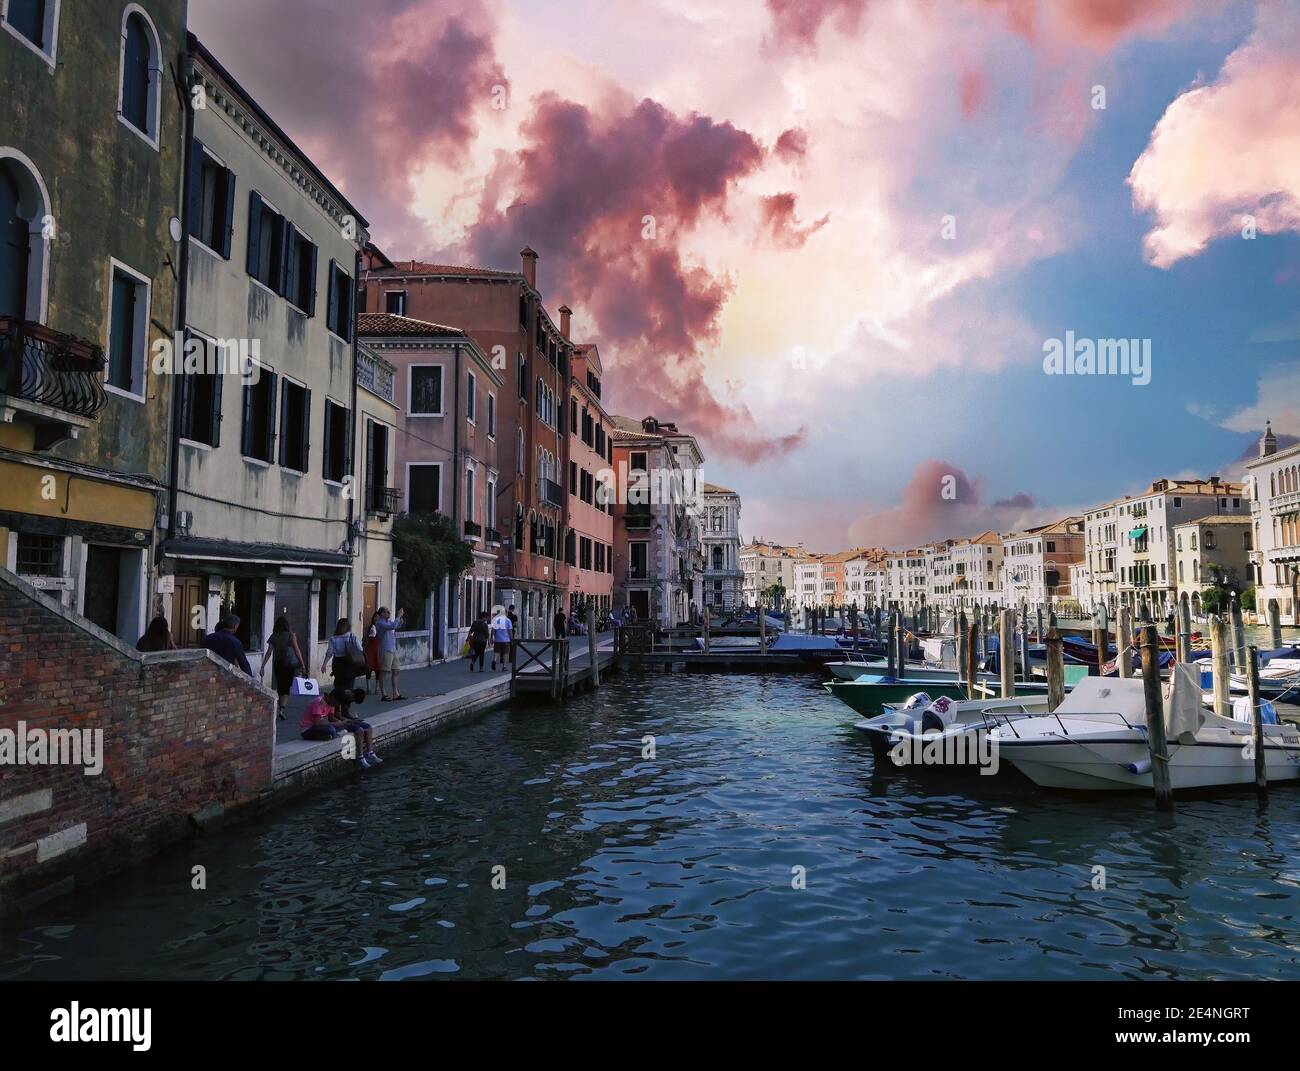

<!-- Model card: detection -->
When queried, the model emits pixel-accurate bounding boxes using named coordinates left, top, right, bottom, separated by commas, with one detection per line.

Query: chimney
left=1261, top=420, right=1278, bottom=458
left=558, top=305, right=572, bottom=340
left=520, top=246, right=538, bottom=290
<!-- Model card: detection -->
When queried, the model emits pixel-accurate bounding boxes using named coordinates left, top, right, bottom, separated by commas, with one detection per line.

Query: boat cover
left=770, top=634, right=845, bottom=653
left=1052, top=676, right=1148, bottom=721
left=1166, top=664, right=1205, bottom=744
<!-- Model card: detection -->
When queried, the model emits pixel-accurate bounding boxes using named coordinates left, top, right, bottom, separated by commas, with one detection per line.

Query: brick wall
left=0, top=569, right=276, bottom=912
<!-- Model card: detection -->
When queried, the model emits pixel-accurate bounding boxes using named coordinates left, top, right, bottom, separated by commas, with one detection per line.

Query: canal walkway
left=271, top=633, right=616, bottom=792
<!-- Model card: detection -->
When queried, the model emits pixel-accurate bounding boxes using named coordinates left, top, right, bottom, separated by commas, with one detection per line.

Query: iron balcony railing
left=539, top=477, right=565, bottom=508
left=485, top=527, right=502, bottom=544
left=0, top=317, right=108, bottom=419
left=464, top=520, right=482, bottom=539
left=367, top=485, right=401, bottom=517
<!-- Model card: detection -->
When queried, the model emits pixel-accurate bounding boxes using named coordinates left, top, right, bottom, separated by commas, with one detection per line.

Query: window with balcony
left=366, top=421, right=392, bottom=514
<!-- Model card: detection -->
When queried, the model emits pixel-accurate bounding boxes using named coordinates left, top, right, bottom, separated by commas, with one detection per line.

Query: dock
left=510, top=635, right=620, bottom=698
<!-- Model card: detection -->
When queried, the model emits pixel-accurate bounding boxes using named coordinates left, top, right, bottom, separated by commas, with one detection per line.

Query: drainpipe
left=348, top=247, right=361, bottom=621
left=452, top=341, right=462, bottom=638
left=167, top=48, right=195, bottom=546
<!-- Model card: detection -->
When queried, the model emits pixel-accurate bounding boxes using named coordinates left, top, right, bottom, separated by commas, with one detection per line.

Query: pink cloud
left=759, top=192, right=829, bottom=249
left=765, top=0, right=869, bottom=48
left=844, top=460, right=1043, bottom=546
left=1129, top=3, right=1300, bottom=268
left=774, top=127, right=809, bottom=162
left=959, top=67, right=988, bottom=118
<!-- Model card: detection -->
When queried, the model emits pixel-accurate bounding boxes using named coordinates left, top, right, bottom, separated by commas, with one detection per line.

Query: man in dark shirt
left=553, top=609, right=567, bottom=638
left=204, top=614, right=252, bottom=675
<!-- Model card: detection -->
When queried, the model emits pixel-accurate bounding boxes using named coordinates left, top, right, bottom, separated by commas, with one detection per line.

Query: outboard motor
left=920, top=695, right=953, bottom=735
left=900, top=692, right=932, bottom=711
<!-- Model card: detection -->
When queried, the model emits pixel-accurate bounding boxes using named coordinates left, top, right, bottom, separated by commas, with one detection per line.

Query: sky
left=191, top=0, right=1300, bottom=550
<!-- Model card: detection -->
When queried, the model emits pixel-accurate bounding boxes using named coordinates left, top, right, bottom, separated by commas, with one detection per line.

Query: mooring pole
left=1046, top=626, right=1065, bottom=712
left=1246, top=645, right=1267, bottom=797
left=1117, top=605, right=1133, bottom=679
left=966, top=620, right=980, bottom=701
left=1230, top=594, right=1246, bottom=671
left=1177, top=592, right=1193, bottom=664
left=1267, top=598, right=1283, bottom=650
left=1139, top=623, right=1173, bottom=811
left=887, top=610, right=898, bottom=679
left=587, top=604, right=600, bottom=689
left=957, top=611, right=969, bottom=695
left=1000, top=608, right=1015, bottom=698
left=1210, top=613, right=1232, bottom=718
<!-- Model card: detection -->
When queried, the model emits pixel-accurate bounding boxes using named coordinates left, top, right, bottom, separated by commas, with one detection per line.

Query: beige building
left=1000, top=517, right=1085, bottom=612
left=740, top=540, right=809, bottom=608
left=1246, top=423, right=1300, bottom=621
left=1172, top=516, right=1252, bottom=610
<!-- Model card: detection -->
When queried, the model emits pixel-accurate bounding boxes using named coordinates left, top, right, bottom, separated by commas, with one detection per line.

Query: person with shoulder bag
left=260, top=615, right=306, bottom=720
left=323, top=617, right=367, bottom=697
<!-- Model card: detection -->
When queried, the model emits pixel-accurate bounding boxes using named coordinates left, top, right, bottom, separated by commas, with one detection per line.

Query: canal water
left=3, top=670, right=1299, bottom=981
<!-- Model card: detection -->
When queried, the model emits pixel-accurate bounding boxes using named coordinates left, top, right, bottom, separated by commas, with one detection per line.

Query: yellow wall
left=0, top=425, right=34, bottom=451
left=0, top=459, right=155, bottom=531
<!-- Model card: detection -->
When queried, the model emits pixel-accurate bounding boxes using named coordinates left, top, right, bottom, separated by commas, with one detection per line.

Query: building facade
left=359, top=250, right=570, bottom=639
left=566, top=339, right=614, bottom=618
left=1172, top=516, right=1252, bottom=608
left=949, top=532, right=1003, bottom=612
left=1246, top=424, right=1300, bottom=621
left=701, top=483, right=742, bottom=612
left=163, top=36, right=368, bottom=666
left=1000, top=517, right=1085, bottom=612
left=740, top=540, right=807, bottom=608
left=356, top=313, right=502, bottom=659
left=1, top=0, right=186, bottom=643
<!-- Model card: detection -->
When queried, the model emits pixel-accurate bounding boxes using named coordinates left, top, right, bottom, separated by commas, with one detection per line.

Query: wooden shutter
left=209, top=357, right=224, bottom=448
left=301, top=387, right=312, bottom=473
left=305, top=242, right=318, bottom=317
left=241, top=381, right=255, bottom=456
left=281, top=222, right=298, bottom=302
left=220, top=168, right=237, bottom=258
left=322, top=401, right=334, bottom=480
left=326, top=260, right=338, bottom=335
left=264, top=371, right=278, bottom=461
left=246, top=191, right=263, bottom=278
left=187, top=139, right=205, bottom=238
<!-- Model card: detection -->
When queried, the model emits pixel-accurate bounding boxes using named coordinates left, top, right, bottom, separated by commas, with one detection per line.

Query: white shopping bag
left=292, top=677, right=320, bottom=696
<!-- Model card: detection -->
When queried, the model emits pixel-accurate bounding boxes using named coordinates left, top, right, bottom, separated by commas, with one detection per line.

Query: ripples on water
left=3, top=671, right=1300, bottom=980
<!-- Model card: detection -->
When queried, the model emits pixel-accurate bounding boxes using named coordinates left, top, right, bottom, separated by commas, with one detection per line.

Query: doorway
left=170, top=576, right=207, bottom=647
left=83, top=545, right=122, bottom=636
left=0, top=161, right=30, bottom=320
left=629, top=590, right=650, bottom=620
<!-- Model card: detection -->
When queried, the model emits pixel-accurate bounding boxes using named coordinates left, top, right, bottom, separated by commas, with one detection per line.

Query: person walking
left=372, top=607, right=407, bottom=700
left=468, top=611, right=490, bottom=671
left=136, top=615, right=174, bottom=652
left=260, top=615, right=306, bottom=721
left=553, top=608, right=567, bottom=638
left=322, top=617, right=366, bottom=699
left=203, top=614, right=252, bottom=674
left=490, top=606, right=514, bottom=672
left=363, top=611, right=382, bottom=693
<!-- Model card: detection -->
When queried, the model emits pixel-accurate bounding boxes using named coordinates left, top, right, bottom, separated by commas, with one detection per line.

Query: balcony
left=356, top=346, right=396, bottom=404
left=485, top=527, right=502, bottom=545
left=539, top=477, right=565, bottom=509
left=0, top=317, right=107, bottom=448
left=367, top=486, right=401, bottom=518
left=464, top=519, right=482, bottom=539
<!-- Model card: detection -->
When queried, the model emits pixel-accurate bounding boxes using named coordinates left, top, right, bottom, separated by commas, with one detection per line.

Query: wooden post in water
left=957, top=611, right=968, bottom=695
left=1210, top=613, right=1232, bottom=718
left=1018, top=620, right=1030, bottom=683
left=703, top=604, right=711, bottom=654
left=1293, top=566, right=1299, bottom=627
left=999, top=608, right=1015, bottom=698
left=1246, top=644, right=1266, bottom=797
left=1178, top=592, right=1193, bottom=663
left=886, top=610, right=898, bottom=678
left=966, top=621, right=979, bottom=701
left=1139, top=623, right=1174, bottom=811
left=850, top=604, right=859, bottom=650
left=1117, top=605, right=1133, bottom=679
left=1046, top=626, right=1065, bottom=712
left=1230, top=594, right=1246, bottom=671
left=587, top=604, right=600, bottom=689
left=1093, top=608, right=1108, bottom=679
left=759, top=595, right=767, bottom=654
left=1036, top=607, right=1044, bottom=644
left=1267, top=599, right=1283, bottom=650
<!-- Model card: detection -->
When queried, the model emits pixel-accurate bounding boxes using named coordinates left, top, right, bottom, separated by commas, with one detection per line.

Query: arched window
left=119, top=6, right=160, bottom=146
left=0, top=150, right=50, bottom=323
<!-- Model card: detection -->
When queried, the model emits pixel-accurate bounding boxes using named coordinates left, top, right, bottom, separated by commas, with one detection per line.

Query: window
left=323, top=400, right=348, bottom=483
left=517, top=353, right=527, bottom=400
left=366, top=421, right=390, bottom=511
left=106, top=261, right=149, bottom=399
left=409, top=365, right=443, bottom=416
left=119, top=8, right=159, bottom=144
left=188, top=141, right=236, bottom=257
left=569, top=460, right=577, bottom=496
left=516, top=428, right=524, bottom=474
left=284, top=228, right=317, bottom=314
left=279, top=379, right=310, bottom=472
left=630, top=542, right=648, bottom=580
left=465, top=468, right=476, bottom=523
left=408, top=463, right=441, bottom=514
left=385, top=290, right=407, bottom=316
left=317, top=580, right=340, bottom=641
left=466, top=370, right=476, bottom=423
left=630, top=451, right=647, bottom=472
left=5, top=0, right=59, bottom=63
left=15, top=531, right=62, bottom=576
left=486, top=477, right=496, bottom=534
left=487, top=393, right=495, bottom=438
left=326, top=260, right=354, bottom=341
left=180, top=335, right=222, bottom=447
left=1204, top=530, right=1216, bottom=550
left=247, top=192, right=286, bottom=291
left=241, top=366, right=277, bottom=462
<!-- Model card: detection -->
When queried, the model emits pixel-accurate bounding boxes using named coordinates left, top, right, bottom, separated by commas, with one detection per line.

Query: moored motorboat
left=855, top=691, right=1050, bottom=769
left=990, top=672, right=1300, bottom=791
left=826, top=671, right=1050, bottom=716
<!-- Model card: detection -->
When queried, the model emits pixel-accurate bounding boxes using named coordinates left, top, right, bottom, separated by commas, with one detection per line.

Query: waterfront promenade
left=272, top=634, right=616, bottom=793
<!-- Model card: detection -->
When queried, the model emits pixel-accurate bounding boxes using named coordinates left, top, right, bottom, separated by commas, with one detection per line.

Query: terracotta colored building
left=566, top=339, right=614, bottom=618
left=360, top=249, right=570, bottom=639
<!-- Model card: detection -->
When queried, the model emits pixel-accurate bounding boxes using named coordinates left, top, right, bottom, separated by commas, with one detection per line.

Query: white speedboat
left=825, top=658, right=888, bottom=681
left=991, top=672, right=1300, bottom=791
left=856, top=691, right=1050, bottom=769
left=1193, top=657, right=1300, bottom=701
